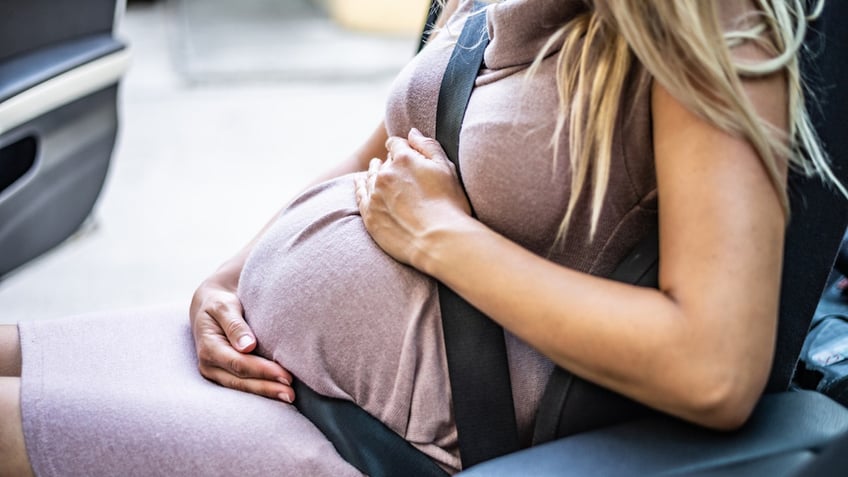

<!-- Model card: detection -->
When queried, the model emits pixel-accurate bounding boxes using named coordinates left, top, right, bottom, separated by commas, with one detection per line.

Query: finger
left=205, top=301, right=256, bottom=353
left=368, top=157, right=382, bottom=177
left=384, top=136, right=403, bottom=152
left=354, top=175, right=369, bottom=211
left=204, top=366, right=296, bottom=403
left=408, top=128, right=448, bottom=162
left=198, top=334, right=294, bottom=384
left=386, top=135, right=427, bottom=165
left=385, top=136, right=410, bottom=156
left=354, top=175, right=362, bottom=205
left=367, top=158, right=380, bottom=193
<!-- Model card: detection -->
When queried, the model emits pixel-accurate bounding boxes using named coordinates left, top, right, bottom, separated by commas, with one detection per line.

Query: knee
left=0, top=377, right=34, bottom=477
left=0, top=325, right=22, bottom=377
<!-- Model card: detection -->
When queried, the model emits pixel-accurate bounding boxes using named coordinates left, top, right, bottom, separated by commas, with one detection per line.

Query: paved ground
left=0, top=0, right=418, bottom=323
left=174, top=0, right=415, bottom=83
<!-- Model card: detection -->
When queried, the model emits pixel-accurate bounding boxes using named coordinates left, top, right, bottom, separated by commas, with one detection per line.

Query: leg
left=14, top=307, right=361, bottom=476
left=0, top=377, right=34, bottom=477
left=0, top=326, right=21, bottom=377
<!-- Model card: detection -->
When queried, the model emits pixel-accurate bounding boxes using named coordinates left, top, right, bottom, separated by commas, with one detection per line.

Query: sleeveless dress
left=17, top=0, right=656, bottom=475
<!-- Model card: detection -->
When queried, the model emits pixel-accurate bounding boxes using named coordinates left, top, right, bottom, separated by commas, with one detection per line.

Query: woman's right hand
left=190, top=275, right=295, bottom=403
left=185, top=118, right=394, bottom=404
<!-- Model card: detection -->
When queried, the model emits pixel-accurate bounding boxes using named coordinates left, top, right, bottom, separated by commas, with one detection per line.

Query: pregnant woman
left=0, top=0, right=840, bottom=475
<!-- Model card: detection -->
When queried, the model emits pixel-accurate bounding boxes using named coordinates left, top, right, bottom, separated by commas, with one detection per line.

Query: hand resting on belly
left=238, top=174, right=459, bottom=467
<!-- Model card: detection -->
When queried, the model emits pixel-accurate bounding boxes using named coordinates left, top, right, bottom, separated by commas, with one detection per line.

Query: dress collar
left=483, top=0, right=589, bottom=71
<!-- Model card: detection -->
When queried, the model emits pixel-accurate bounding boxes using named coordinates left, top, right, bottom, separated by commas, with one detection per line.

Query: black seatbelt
left=295, top=1, right=662, bottom=473
left=434, top=1, right=521, bottom=469
left=532, top=225, right=659, bottom=444
left=292, top=4, right=510, bottom=476
left=432, top=1, right=663, bottom=454
left=293, top=381, right=448, bottom=477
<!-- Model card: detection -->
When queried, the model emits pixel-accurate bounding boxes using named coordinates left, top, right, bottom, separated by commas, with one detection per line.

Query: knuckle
left=393, top=149, right=414, bottom=164
left=257, top=386, right=275, bottom=399
left=224, top=318, right=246, bottom=338
left=208, top=299, right=228, bottom=317
left=227, top=377, right=245, bottom=392
left=196, top=343, right=214, bottom=365
left=373, top=172, right=396, bottom=191
left=420, top=136, right=440, bottom=149
left=228, top=357, right=244, bottom=377
left=197, top=362, right=211, bottom=378
left=199, top=362, right=221, bottom=383
left=386, top=136, right=403, bottom=151
left=373, top=171, right=389, bottom=187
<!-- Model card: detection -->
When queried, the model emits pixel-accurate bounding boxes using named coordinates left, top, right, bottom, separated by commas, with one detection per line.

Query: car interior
left=0, top=0, right=846, bottom=475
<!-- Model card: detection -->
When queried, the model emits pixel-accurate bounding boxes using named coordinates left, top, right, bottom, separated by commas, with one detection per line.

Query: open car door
left=0, top=0, right=129, bottom=276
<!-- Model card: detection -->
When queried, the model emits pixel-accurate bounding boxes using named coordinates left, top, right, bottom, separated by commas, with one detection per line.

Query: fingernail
left=277, top=376, right=291, bottom=386
left=278, top=392, right=293, bottom=404
left=410, top=128, right=422, bottom=137
left=237, top=335, right=254, bottom=349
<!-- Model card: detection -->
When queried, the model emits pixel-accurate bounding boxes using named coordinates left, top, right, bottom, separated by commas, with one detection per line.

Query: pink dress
left=18, top=0, right=656, bottom=475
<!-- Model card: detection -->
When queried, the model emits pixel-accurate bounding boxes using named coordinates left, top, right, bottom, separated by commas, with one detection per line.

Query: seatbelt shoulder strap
left=434, top=1, right=521, bottom=468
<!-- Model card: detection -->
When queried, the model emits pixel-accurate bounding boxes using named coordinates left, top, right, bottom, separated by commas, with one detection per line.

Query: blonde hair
left=522, top=0, right=843, bottom=242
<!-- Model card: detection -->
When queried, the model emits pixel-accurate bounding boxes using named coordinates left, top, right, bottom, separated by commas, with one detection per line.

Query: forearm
left=416, top=216, right=767, bottom=429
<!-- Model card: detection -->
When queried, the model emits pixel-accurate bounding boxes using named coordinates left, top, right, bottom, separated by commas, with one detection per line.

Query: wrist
left=413, top=212, right=480, bottom=278
left=209, top=256, right=245, bottom=291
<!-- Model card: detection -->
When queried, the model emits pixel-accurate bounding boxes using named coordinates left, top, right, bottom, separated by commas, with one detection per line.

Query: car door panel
left=0, top=0, right=127, bottom=276
left=0, top=0, right=119, bottom=61
left=0, top=34, right=126, bottom=106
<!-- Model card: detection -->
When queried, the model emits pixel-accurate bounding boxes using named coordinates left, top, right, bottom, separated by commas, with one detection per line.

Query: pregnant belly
left=238, top=174, right=457, bottom=465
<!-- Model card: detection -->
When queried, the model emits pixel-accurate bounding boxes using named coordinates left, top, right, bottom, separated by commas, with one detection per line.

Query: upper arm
left=651, top=17, right=789, bottom=401
left=352, top=121, right=390, bottom=171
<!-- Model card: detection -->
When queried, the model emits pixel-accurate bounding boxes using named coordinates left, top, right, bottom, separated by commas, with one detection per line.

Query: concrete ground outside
left=0, top=0, right=419, bottom=323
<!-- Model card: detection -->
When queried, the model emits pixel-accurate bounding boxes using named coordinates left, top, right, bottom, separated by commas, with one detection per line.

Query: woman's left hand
left=355, top=128, right=472, bottom=269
